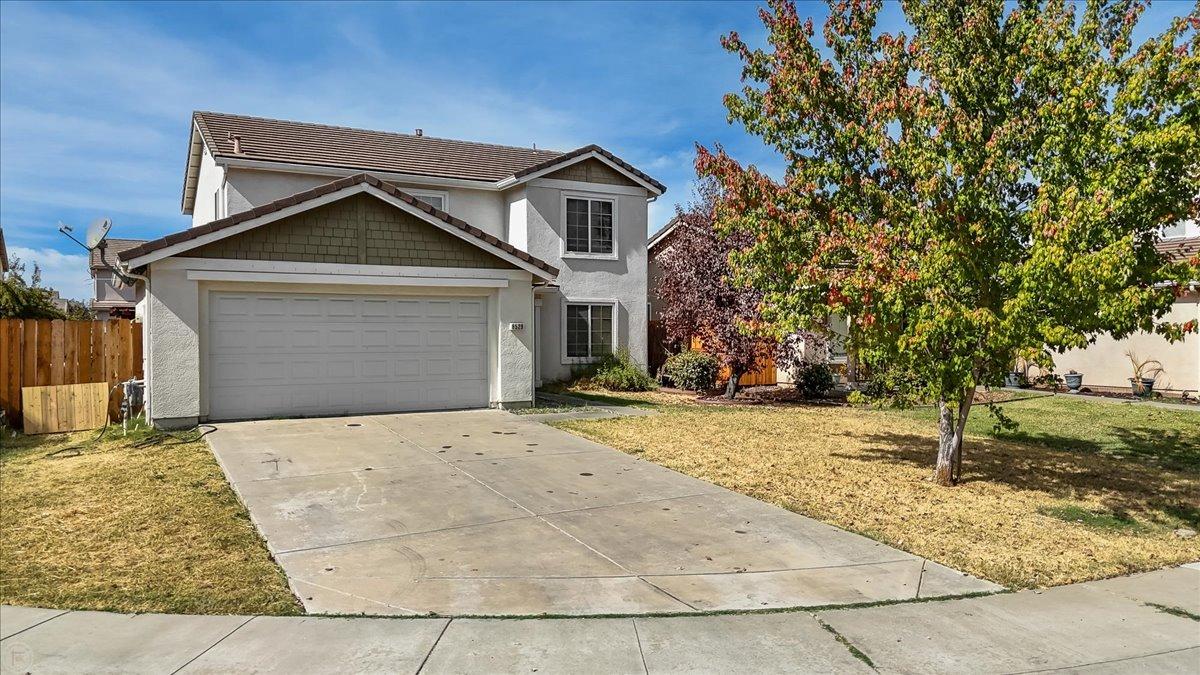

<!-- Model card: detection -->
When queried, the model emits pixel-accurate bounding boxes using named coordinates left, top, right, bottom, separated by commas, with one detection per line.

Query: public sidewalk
left=1, top=565, right=1197, bottom=674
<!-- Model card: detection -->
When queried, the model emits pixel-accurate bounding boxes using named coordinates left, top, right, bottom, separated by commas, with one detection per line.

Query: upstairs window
left=410, top=191, right=448, bottom=211
left=565, top=197, right=614, bottom=255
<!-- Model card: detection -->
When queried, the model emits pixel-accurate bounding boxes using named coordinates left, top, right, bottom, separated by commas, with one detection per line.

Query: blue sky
left=0, top=1, right=1187, bottom=300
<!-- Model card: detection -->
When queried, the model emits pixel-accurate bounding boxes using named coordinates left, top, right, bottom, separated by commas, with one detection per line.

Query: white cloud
left=7, top=246, right=92, bottom=302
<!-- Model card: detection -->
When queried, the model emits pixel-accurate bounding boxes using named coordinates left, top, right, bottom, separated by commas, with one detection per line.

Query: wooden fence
left=0, top=319, right=142, bottom=428
left=688, top=336, right=778, bottom=387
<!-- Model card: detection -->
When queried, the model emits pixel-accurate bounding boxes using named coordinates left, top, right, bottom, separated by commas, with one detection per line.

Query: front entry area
left=206, top=410, right=1001, bottom=616
left=207, top=291, right=489, bottom=420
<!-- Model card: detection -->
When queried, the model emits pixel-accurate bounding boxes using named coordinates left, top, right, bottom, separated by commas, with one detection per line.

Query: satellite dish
left=85, top=217, right=112, bottom=249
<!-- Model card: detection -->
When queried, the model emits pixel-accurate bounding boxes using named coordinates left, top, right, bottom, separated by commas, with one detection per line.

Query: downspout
left=120, top=265, right=151, bottom=421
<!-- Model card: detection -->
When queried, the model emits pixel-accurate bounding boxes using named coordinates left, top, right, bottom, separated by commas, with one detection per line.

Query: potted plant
left=1063, top=369, right=1084, bottom=392
left=1125, top=350, right=1164, bottom=398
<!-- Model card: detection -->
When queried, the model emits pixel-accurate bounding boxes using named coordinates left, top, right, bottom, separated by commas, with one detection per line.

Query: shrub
left=576, top=349, right=658, bottom=392
left=794, top=362, right=835, bottom=398
left=663, top=350, right=720, bottom=391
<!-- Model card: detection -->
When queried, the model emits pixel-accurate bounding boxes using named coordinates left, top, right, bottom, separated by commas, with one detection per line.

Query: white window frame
left=408, top=189, right=450, bottom=212
left=560, top=297, right=618, bottom=365
left=560, top=192, right=618, bottom=260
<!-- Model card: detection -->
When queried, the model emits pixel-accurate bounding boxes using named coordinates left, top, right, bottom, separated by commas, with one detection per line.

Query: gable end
left=543, top=158, right=641, bottom=188
left=190, top=193, right=516, bottom=269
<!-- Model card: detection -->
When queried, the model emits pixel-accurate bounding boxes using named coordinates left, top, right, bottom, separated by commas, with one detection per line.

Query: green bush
left=577, top=349, right=658, bottom=392
left=795, top=362, right=835, bottom=398
left=663, top=350, right=720, bottom=391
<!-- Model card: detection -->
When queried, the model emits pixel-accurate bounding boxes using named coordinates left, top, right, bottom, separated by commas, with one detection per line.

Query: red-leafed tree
left=655, top=178, right=776, bottom=398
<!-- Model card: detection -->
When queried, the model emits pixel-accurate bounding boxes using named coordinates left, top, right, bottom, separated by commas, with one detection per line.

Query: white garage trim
left=187, top=270, right=509, bottom=287
left=157, top=257, right=527, bottom=279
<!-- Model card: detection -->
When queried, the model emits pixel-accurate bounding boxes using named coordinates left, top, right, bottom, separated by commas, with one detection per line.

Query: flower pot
left=1130, top=377, right=1156, bottom=398
left=1064, top=373, right=1083, bottom=392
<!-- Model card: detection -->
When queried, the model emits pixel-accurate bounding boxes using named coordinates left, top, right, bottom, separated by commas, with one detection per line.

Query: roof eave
left=180, top=117, right=206, bottom=215
left=647, top=217, right=681, bottom=251
left=502, top=146, right=666, bottom=196
left=215, top=155, right=503, bottom=191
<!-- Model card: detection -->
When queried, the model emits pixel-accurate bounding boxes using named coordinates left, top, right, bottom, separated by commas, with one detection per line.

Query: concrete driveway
left=207, top=410, right=999, bottom=615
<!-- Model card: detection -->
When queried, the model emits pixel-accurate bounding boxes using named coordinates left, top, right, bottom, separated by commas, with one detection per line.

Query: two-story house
left=90, top=238, right=147, bottom=319
left=118, top=112, right=664, bottom=428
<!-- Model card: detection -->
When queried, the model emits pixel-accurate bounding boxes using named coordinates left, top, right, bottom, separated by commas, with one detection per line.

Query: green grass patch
left=0, top=420, right=301, bottom=615
left=891, top=394, right=1200, bottom=472
left=1038, top=504, right=1149, bottom=533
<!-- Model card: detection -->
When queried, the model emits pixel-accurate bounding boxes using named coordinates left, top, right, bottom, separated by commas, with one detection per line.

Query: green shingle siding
left=191, top=193, right=515, bottom=269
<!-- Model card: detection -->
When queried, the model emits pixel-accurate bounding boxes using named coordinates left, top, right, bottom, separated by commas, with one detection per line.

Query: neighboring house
left=90, top=238, right=147, bottom=319
left=0, top=226, right=8, bottom=276
left=646, top=216, right=848, bottom=383
left=646, top=216, right=680, bottom=323
left=1049, top=232, right=1199, bottom=395
left=119, top=111, right=664, bottom=428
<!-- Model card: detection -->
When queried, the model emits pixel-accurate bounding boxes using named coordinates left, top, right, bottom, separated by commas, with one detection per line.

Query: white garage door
left=208, top=291, right=489, bottom=420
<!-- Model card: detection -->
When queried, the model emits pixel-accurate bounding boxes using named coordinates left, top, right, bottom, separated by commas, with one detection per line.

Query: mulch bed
left=693, top=384, right=849, bottom=407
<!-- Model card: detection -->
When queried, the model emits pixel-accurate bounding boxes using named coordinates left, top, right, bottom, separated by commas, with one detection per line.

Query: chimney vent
left=415, top=128, right=424, bottom=137
left=227, top=132, right=242, bottom=154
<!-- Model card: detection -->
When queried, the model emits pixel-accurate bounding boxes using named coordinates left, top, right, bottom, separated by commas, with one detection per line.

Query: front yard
left=553, top=391, right=1200, bottom=588
left=0, top=422, right=300, bottom=615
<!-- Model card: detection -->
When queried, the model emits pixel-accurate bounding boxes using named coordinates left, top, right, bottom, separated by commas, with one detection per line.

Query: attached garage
left=207, top=292, right=489, bottom=420
left=119, top=174, right=558, bottom=429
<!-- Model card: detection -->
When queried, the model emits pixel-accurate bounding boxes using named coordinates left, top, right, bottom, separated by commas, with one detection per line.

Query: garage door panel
left=362, top=329, right=389, bottom=348
left=209, top=292, right=490, bottom=420
left=457, top=328, right=483, bottom=347
left=457, top=300, right=485, bottom=319
left=456, top=358, right=484, bottom=377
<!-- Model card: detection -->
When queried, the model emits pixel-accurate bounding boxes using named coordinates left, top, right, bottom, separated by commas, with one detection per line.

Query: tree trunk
left=724, top=370, right=742, bottom=399
left=933, top=387, right=975, bottom=486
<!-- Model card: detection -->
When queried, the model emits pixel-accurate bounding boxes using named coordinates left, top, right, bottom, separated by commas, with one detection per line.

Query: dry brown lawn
left=0, top=423, right=300, bottom=615
left=554, top=394, right=1200, bottom=588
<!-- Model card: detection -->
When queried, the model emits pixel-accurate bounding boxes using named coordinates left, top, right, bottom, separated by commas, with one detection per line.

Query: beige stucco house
left=89, top=239, right=146, bottom=319
left=1048, top=233, right=1199, bottom=396
left=120, top=112, right=664, bottom=428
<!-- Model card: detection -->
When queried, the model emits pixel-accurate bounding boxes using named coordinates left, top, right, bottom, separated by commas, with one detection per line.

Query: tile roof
left=89, top=238, right=148, bottom=270
left=194, top=111, right=564, bottom=183
left=121, top=173, right=559, bottom=277
left=1156, top=236, right=1199, bottom=264
left=190, top=112, right=665, bottom=195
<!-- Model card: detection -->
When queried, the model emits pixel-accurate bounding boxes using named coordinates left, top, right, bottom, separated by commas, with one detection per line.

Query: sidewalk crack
left=632, top=618, right=650, bottom=675
left=415, top=618, right=453, bottom=674
left=815, top=615, right=877, bottom=671
left=169, top=615, right=254, bottom=674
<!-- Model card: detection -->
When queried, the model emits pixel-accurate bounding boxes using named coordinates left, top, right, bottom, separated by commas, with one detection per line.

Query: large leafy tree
left=701, top=0, right=1199, bottom=485
left=655, top=178, right=777, bottom=398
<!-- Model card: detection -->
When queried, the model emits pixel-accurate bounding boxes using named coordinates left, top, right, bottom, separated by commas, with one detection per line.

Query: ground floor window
left=565, top=303, right=614, bottom=360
